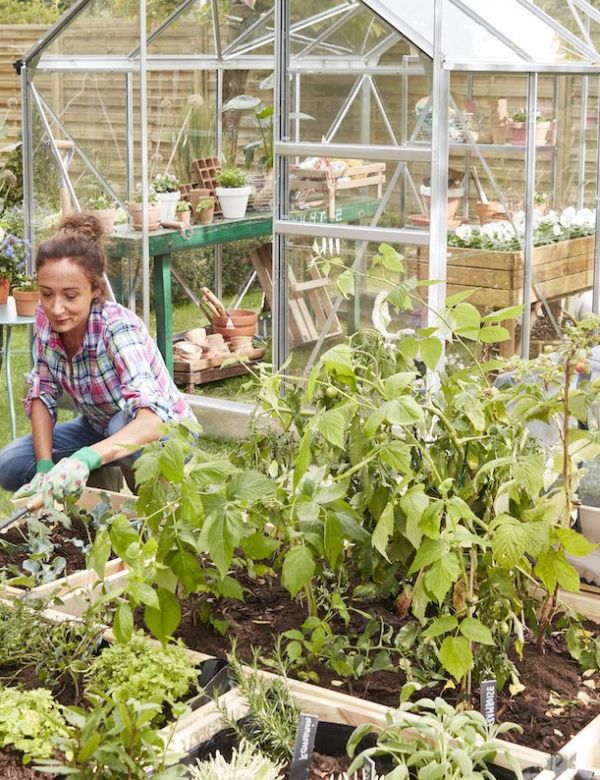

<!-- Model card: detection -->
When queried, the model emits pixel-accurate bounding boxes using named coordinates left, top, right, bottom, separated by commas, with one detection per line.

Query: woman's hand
left=41, top=457, right=91, bottom=509
left=13, top=472, right=50, bottom=500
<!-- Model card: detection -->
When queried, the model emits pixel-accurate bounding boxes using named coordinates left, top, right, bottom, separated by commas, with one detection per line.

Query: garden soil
left=163, top=572, right=600, bottom=755
left=0, top=748, right=50, bottom=779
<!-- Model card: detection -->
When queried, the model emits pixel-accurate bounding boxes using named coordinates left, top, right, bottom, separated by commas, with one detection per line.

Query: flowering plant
left=511, top=108, right=552, bottom=123
left=131, top=184, right=158, bottom=205
left=152, top=172, right=179, bottom=193
left=449, top=207, right=595, bottom=252
left=0, top=227, right=29, bottom=284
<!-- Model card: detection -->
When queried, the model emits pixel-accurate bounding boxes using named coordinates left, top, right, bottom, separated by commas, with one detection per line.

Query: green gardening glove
left=41, top=447, right=102, bottom=510
left=12, top=459, right=54, bottom=499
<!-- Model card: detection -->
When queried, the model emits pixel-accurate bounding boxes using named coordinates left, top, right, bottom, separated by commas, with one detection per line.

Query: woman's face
left=38, top=257, right=98, bottom=341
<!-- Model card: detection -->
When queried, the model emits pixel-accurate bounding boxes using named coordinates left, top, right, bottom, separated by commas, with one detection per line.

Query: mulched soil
left=0, top=515, right=97, bottom=578
left=0, top=748, right=51, bottom=779
left=154, top=571, right=600, bottom=755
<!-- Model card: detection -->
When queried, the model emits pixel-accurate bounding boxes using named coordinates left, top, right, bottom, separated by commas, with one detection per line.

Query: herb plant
left=347, top=683, right=524, bottom=779
left=153, top=172, right=180, bottom=193
left=87, top=193, right=116, bottom=210
left=85, top=631, right=197, bottom=713
left=0, top=686, right=69, bottom=763
left=188, top=740, right=284, bottom=780
left=215, top=167, right=249, bottom=188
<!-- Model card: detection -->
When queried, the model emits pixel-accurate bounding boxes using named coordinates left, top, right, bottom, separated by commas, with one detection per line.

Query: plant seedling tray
left=190, top=156, right=222, bottom=215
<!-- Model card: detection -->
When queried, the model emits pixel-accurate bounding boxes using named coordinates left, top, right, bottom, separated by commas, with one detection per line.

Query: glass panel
left=45, top=0, right=141, bottom=56
left=220, top=0, right=275, bottom=54
left=148, top=0, right=217, bottom=56
left=282, top=234, right=426, bottom=375
left=294, top=6, right=397, bottom=58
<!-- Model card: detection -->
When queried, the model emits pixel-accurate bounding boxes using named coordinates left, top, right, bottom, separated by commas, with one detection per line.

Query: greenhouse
left=2, top=0, right=600, bottom=777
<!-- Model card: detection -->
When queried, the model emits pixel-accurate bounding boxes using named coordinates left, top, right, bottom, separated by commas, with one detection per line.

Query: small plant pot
left=212, top=309, right=258, bottom=328
left=509, top=122, right=527, bottom=145
left=476, top=200, right=506, bottom=224
left=215, top=186, right=251, bottom=219
left=189, top=188, right=211, bottom=214
left=156, top=190, right=180, bottom=223
left=127, top=202, right=160, bottom=231
left=177, top=210, right=191, bottom=226
left=420, top=185, right=464, bottom=220
left=12, top=288, right=39, bottom=317
left=0, top=276, right=9, bottom=305
left=196, top=202, right=215, bottom=226
left=86, top=207, right=117, bottom=235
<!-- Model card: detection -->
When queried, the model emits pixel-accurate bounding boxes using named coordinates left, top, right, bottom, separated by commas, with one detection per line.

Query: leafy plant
left=175, top=200, right=191, bottom=213
left=0, top=686, right=70, bottom=763
left=153, top=172, right=180, bottom=194
left=36, top=690, right=187, bottom=779
left=188, top=739, right=284, bottom=780
left=196, top=197, right=215, bottom=211
left=130, top=184, right=159, bottom=205
left=215, top=167, right=249, bottom=189
left=87, top=192, right=116, bottom=210
left=85, top=631, right=197, bottom=715
left=0, top=226, right=28, bottom=283
left=347, top=683, right=524, bottom=779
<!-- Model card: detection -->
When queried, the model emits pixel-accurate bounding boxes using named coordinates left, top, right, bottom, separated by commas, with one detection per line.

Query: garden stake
left=0, top=494, right=44, bottom=533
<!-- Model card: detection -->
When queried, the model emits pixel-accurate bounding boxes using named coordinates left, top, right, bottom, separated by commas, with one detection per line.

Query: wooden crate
left=190, top=157, right=222, bottom=215
left=418, top=236, right=595, bottom=355
left=291, top=162, right=385, bottom=218
left=174, top=349, right=265, bottom=392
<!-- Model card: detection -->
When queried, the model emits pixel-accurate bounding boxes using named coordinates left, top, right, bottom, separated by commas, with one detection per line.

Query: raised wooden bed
left=1, top=487, right=133, bottom=605
left=417, top=236, right=595, bottom=355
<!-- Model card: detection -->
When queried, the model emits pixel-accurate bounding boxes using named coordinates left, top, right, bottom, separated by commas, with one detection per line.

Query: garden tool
left=56, top=139, right=75, bottom=217
left=159, top=220, right=192, bottom=239
left=0, top=493, right=44, bottom=534
left=470, top=166, right=488, bottom=204
left=202, top=287, right=234, bottom=329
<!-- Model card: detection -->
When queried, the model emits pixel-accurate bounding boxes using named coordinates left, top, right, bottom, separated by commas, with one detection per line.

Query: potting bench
left=107, top=199, right=379, bottom=374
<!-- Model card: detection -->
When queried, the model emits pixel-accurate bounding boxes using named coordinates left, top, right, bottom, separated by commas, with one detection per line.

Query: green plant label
left=480, top=679, right=497, bottom=725
left=290, top=712, right=319, bottom=780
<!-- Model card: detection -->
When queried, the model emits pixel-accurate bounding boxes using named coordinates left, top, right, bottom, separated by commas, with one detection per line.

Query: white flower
left=455, top=224, right=472, bottom=242
left=560, top=206, right=576, bottom=228
left=552, top=224, right=562, bottom=237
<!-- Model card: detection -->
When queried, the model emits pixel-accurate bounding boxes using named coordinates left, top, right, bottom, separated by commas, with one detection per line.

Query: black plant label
left=480, top=679, right=497, bottom=725
left=290, top=712, right=319, bottom=780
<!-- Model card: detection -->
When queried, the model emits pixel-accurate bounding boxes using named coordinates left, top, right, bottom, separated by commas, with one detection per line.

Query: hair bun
left=59, top=213, right=106, bottom=242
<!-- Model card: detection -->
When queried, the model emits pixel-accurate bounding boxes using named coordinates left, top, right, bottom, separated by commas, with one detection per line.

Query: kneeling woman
left=0, top=214, right=194, bottom=504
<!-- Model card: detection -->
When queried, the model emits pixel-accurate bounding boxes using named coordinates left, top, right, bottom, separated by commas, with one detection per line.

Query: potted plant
left=0, top=228, right=28, bottom=306
left=195, top=196, right=215, bottom=226
left=127, top=185, right=159, bottom=231
left=85, top=192, right=118, bottom=234
left=12, top=273, right=39, bottom=317
left=175, top=199, right=191, bottom=226
left=153, top=172, right=181, bottom=223
left=214, top=167, right=251, bottom=219
left=509, top=108, right=553, bottom=145
left=534, top=191, right=549, bottom=216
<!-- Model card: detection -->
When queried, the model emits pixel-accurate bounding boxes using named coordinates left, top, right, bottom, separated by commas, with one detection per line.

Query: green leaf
left=371, top=502, right=394, bottom=561
left=380, top=441, right=412, bottom=474
left=479, top=325, right=510, bottom=343
left=86, top=528, right=111, bottom=579
left=199, top=510, right=245, bottom=578
left=400, top=488, right=430, bottom=549
left=170, top=550, right=203, bottom=593
left=113, top=602, right=133, bottom=643
left=459, top=617, right=494, bottom=645
left=109, top=515, right=139, bottom=562
left=491, top=516, right=529, bottom=568
left=422, top=615, right=458, bottom=639
left=450, top=302, right=481, bottom=341
left=294, top=429, right=312, bottom=490
left=555, top=527, right=596, bottom=557
left=336, top=269, right=354, bottom=298
left=407, top=538, right=446, bottom=576
left=438, top=635, right=473, bottom=680
left=318, top=408, right=346, bottom=449
left=241, top=531, right=279, bottom=560
left=481, top=304, right=524, bottom=322
left=281, top=546, right=315, bottom=597
left=446, top=289, right=477, bottom=307
left=378, top=243, right=405, bottom=272
left=144, top=588, right=181, bottom=644
left=383, top=397, right=424, bottom=427
left=383, top=372, right=417, bottom=399
left=421, top=500, right=444, bottom=539
left=321, top=343, right=355, bottom=386
left=158, top=439, right=185, bottom=483
left=424, top=552, right=461, bottom=604
left=535, top=548, right=580, bottom=593
left=228, top=470, right=275, bottom=501
left=324, top=513, right=344, bottom=568
left=128, top=581, right=159, bottom=609
left=419, top=337, right=443, bottom=370
left=364, top=405, right=386, bottom=438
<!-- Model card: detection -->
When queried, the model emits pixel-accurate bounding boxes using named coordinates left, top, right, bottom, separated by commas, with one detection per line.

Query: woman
left=0, top=213, right=195, bottom=505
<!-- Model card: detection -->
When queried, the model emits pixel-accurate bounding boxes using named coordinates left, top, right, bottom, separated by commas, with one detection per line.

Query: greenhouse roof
left=21, top=0, right=600, bottom=73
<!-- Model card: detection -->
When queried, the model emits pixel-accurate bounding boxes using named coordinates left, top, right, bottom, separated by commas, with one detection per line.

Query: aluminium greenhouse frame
left=16, top=0, right=600, bottom=410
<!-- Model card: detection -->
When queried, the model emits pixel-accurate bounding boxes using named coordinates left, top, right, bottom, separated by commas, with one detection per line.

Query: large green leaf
left=170, top=550, right=203, bottom=593
left=371, top=502, right=394, bottom=561
left=144, top=588, right=182, bottom=644
left=479, top=325, right=510, bottom=343
left=407, top=538, right=446, bottom=576
left=228, top=470, right=276, bottom=501
left=109, top=515, right=139, bottom=562
left=555, top=527, right=596, bottom=557
left=113, top=602, right=133, bottom=644
left=459, top=617, right=494, bottom=645
left=158, top=439, right=185, bottom=483
left=438, top=635, right=473, bottom=680
left=86, top=528, right=111, bottom=579
left=294, top=429, right=312, bottom=489
left=281, top=546, right=315, bottom=597
left=535, top=548, right=580, bottom=593
left=424, top=552, right=461, bottom=604
left=383, top=372, right=417, bottom=399
left=400, top=488, right=430, bottom=549
left=383, top=397, right=424, bottom=427
left=199, top=509, right=246, bottom=578
left=422, top=615, right=458, bottom=639
left=318, top=408, right=346, bottom=449
left=491, top=516, right=529, bottom=568
left=321, top=343, right=356, bottom=386
left=324, top=513, right=344, bottom=568
left=419, top=337, right=443, bottom=370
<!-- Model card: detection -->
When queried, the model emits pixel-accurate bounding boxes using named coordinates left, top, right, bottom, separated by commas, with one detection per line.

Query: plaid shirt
left=25, top=301, right=194, bottom=435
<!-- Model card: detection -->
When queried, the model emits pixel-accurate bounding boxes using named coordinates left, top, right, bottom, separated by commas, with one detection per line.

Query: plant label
left=363, top=756, right=377, bottom=779
left=290, top=712, right=319, bottom=780
left=480, top=679, right=497, bottom=725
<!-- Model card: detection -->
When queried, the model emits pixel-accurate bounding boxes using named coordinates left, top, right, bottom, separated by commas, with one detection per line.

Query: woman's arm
left=88, top=408, right=164, bottom=466
left=30, top=398, right=54, bottom=462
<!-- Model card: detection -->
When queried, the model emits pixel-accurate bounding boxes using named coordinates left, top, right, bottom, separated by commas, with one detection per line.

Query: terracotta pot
left=509, top=122, right=527, bottom=145
left=476, top=201, right=506, bottom=224
left=127, top=202, right=160, bottom=231
left=213, top=322, right=257, bottom=338
left=420, top=186, right=464, bottom=221
left=177, top=210, right=191, bottom=226
left=197, top=204, right=215, bottom=226
left=189, top=188, right=211, bottom=214
left=212, top=308, right=258, bottom=328
left=0, top=276, right=9, bottom=305
left=13, top=288, right=40, bottom=317
left=86, top=208, right=117, bottom=235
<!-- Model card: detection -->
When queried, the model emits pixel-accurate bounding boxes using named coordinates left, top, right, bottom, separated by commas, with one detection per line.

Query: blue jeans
left=0, top=412, right=135, bottom=492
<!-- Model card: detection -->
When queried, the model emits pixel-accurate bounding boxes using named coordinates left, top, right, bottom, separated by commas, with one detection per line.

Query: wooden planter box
left=2, top=487, right=134, bottom=606
left=418, top=236, right=595, bottom=356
